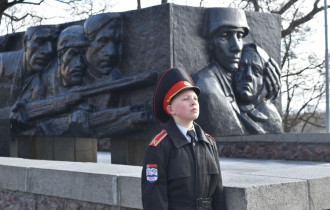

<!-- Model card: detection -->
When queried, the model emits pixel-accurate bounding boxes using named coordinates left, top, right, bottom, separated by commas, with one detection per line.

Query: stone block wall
left=0, top=190, right=136, bottom=210
left=1, top=154, right=330, bottom=210
left=217, top=133, right=330, bottom=162
left=12, top=136, right=97, bottom=162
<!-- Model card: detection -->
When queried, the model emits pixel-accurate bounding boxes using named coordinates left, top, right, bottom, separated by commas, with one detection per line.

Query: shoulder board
left=206, top=133, right=216, bottom=143
left=149, top=130, right=168, bottom=147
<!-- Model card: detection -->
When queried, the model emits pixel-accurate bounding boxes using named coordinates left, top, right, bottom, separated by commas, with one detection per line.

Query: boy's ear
left=166, top=105, right=174, bottom=115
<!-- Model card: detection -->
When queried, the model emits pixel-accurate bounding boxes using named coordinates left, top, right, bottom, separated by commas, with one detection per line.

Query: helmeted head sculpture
left=84, top=13, right=122, bottom=79
left=57, top=25, right=88, bottom=88
left=202, top=8, right=250, bottom=73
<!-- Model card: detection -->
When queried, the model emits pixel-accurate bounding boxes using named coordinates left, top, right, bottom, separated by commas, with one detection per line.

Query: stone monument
left=0, top=4, right=282, bottom=165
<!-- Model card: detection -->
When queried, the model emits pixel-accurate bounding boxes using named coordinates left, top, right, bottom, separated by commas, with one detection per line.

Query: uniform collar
left=166, top=118, right=211, bottom=148
left=176, top=123, right=196, bottom=142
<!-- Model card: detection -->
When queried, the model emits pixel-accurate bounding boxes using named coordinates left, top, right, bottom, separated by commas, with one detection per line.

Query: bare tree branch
left=137, top=0, right=141, bottom=9
left=282, top=62, right=324, bottom=78
left=272, top=0, right=299, bottom=14
left=3, top=12, right=29, bottom=21
left=250, top=0, right=261, bottom=12
left=199, top=0, right=204, bottom=7
left=281, top=0, right=328, bottom=38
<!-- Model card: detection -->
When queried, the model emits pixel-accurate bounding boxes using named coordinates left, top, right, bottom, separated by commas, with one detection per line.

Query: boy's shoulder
left=205, top=133, right=216, bottom=144
left=149, top=129, right=168, bottom=147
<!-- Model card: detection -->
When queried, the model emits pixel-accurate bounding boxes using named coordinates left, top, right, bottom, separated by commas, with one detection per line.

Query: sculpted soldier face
left=85, top=22, right=120, bottom=77
left=60, top=47, right=86, bottom=87
left=24, top=27, right=56, bottom=74
left=211, top=26, right=245, bottom=73
left=234, top=50, right=264, bottom=103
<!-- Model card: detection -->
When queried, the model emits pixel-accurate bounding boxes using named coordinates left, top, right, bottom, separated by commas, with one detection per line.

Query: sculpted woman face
left=234, top=45, right=265, bottom=104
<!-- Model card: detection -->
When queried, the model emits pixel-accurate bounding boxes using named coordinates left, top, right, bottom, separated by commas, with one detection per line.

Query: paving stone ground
left=97, top=151, right=328, bottom=174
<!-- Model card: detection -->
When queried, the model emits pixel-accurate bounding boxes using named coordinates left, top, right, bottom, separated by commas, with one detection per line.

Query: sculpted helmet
left=153, top=67, right=200, bottom=123
left=202, top=7, right=250, bottom=38
left=24, top=25, right=60, bottom=43
left=84, top=13, right=122, bottom=40
left=57, top=25, right=87, bottom=52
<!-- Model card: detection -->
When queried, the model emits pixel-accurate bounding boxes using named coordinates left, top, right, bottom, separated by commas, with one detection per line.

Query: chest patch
left=146, top=164, right=158, bottom=183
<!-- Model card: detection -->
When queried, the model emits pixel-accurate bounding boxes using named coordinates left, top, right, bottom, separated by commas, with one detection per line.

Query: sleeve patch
left=146, top=164, right=158, bottom=183
left=149, top=130, right=167, bottom=147
left=206, top=133, right=216, bottom=143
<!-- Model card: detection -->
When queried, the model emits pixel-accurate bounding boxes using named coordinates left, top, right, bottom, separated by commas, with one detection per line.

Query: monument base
left=217, top=133, right=330, bottom=162
left=11, top=136, right=97, bottom=162
left=0, top=120, right=10, bottom=157
left=111, top=138, right=149, bottom=166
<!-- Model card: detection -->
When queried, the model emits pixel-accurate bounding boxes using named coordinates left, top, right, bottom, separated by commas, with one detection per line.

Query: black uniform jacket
left=142, top=119, right=227, bottom=210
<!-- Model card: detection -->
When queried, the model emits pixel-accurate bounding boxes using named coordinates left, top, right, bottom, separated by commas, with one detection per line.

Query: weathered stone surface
left=119, top=175, right=142, bottom=209
left=247, top=165, right=330, bottom=210
left=1, top=157, right=330, bottom=209
left=223, top=172, right=309, bottom=210
left=217, top=133, right=330, bottom=162
left=28, top=162, right=118, bottom=205
left=244, top=12, right=281, bottom=65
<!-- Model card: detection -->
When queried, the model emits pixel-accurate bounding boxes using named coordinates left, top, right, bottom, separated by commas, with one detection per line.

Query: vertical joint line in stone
left=24, top=167, right=29, bottom=192
left=116, top=175, right=120, bottom=209
left=307, top=180, right=313, bottom=210
left=169, top=4, right=175, bottom=67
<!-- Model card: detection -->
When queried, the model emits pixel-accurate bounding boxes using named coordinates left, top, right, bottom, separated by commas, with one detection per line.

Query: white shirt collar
left=176, top=124, right=197, bottom=142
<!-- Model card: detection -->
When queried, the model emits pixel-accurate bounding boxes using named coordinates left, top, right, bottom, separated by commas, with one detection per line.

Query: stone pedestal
left=12, top=136, right=97, bottom=162
left=111, top=138, right=149, bottom=166
left=0, top=120, right=10, bottom=157
left=217, top=133, right=330, bottom=162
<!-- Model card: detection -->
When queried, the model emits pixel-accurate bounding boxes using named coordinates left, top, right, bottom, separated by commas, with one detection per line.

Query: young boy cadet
left=142, top=67, right=227, bottom=210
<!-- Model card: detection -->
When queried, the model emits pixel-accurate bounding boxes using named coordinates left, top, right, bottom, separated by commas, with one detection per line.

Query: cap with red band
left=163, top=80, right=197, bottom=115
left=153, top=67, right=200, bottom=123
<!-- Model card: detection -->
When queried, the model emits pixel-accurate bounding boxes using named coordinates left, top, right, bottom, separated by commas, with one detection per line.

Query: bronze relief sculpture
left=234, top=43, right=282, bottom=134
left=193, top=7, right=282, bottom=136
left=193, top=8, right=250, bottom=136
left=0, top=5, right=282, bottom=146
left=3, top=13, right=156, bottom=138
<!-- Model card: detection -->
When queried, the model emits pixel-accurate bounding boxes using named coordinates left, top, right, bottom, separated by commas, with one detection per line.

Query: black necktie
left=187, top=130, right=196, bottom=145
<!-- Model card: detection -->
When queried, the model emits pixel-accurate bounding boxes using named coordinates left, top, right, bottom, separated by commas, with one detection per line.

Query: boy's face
left=168, top=89, right=199, bottom=125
